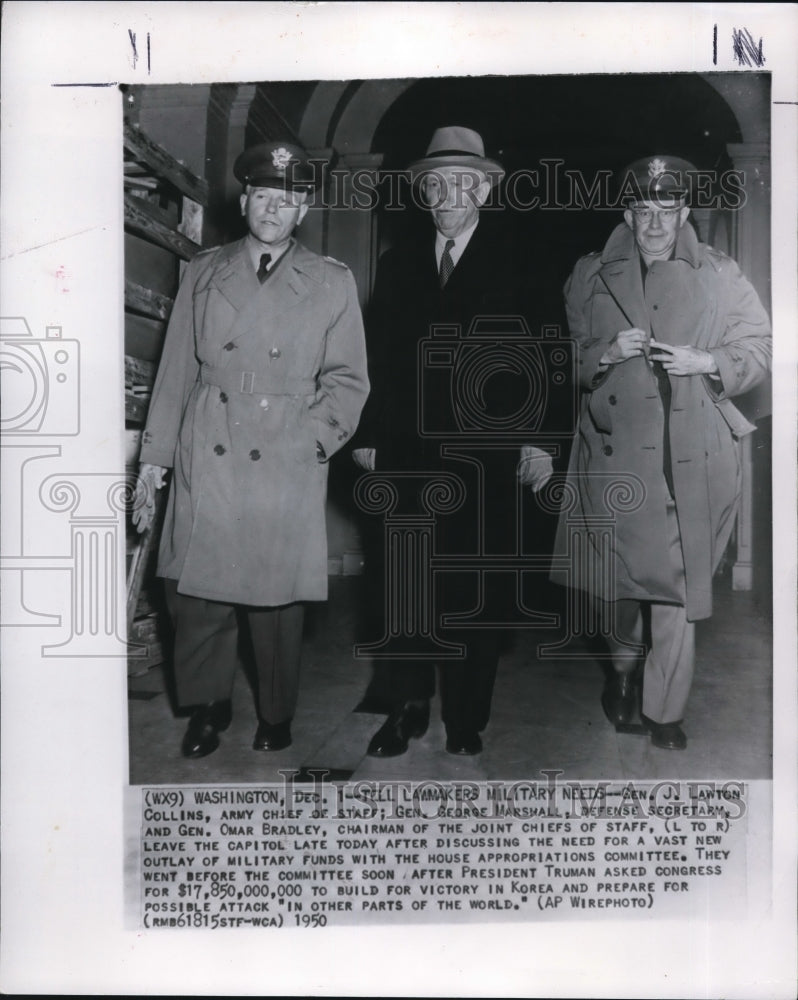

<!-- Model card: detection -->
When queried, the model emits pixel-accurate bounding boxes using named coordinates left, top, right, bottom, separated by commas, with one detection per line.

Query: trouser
left=602, top=501, right=695, bottom=724
left=164, top=580, right=305, bottom=724
left=384, top=629, right=502, bottom=735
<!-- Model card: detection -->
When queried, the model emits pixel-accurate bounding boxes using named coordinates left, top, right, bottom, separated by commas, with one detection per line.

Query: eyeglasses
left=630, top=207, right=682, bottom=223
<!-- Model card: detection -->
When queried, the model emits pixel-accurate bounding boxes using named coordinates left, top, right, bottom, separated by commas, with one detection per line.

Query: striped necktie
left=439, top=239, right=455, bottom=288
left=257, top=253, right=272, bottom=283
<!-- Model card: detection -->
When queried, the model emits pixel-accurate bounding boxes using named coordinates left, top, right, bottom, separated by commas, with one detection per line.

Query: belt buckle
left=240, top=371, right=255, bottom=394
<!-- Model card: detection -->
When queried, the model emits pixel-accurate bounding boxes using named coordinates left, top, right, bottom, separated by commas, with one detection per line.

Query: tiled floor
left=128, top=572, right=772, bottom=785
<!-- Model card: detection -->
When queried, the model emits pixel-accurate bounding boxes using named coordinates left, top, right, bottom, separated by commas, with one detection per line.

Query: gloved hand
left=132, top=463, right=167, bottom=533
left=352, top=448, right=376, bottom=471
left=517, top=445, right=553, bottom=492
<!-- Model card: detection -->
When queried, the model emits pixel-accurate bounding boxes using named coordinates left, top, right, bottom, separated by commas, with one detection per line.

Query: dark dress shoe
left=253, top=719, right=292, bottom=752
left=601, top=671, right=639, bottom=728
left=445, top=730, right=483, bottom=756
left=642, top=716, right=687, bottom=750
left=367, top=701, right=430, bottom=758
left=181, top=701, right=232, bottom=759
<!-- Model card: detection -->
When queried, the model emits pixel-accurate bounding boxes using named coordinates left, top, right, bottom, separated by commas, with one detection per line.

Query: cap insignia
left=648, top=158, right=667, bottom=179
left=272, top=147, right=293, bottom=170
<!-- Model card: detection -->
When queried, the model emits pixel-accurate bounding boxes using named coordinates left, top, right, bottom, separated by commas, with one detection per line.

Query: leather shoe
left=601, top=671, right=639, bottom=728
left=367, top=701, right=429, bottom=757
left=181, top=701, right=232, bottom=758
left=642, top=715, right=687, bottom=750
left=445, top=730, right=482, bottom=756
left=253, top=719, right=292, bottom=752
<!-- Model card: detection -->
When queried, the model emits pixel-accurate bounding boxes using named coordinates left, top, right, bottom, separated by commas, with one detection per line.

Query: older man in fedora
left=135, top=139, right=369, bottom=759
left=554, top=154, right=771, bottom=750
left=352, top=126, right=554, bottom=757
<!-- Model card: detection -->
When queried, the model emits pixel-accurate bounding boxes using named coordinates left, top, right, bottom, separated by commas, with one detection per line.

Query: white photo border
left=1, top=3, right=796, bottom=996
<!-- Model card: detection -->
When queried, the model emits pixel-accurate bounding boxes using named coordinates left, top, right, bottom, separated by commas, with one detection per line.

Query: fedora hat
left=408, top=126, right=504, bottom=185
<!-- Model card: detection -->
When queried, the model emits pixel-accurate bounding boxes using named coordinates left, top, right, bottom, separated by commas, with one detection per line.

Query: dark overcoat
left=553, top=222, right=771, bottom=620
left=355, top=219, right=568, bottom=619
left=139, top=238, right=369, bottom=606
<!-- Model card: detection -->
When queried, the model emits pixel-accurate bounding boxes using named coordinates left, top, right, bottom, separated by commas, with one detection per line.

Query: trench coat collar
left=212, top=238, right=326, bottom=345
left=210, top=238, right=257, bottom=310
left=210, top=238, right=324, bottom=310
left=596, top=221, right=702, bottom=332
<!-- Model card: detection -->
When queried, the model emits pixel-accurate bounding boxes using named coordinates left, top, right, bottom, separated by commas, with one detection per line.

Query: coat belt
left=200, top=364, right=316, bottom=397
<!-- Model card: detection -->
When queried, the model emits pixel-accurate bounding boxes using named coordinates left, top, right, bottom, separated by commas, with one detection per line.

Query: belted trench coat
left=139, top=238, right=369, bottom=606
left=553, top=222, right=771, bottom=621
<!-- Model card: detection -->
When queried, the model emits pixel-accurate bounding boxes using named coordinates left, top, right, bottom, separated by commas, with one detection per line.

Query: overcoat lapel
left=418, top=241, right=440, bottom=291
left=443, top=227, right=489, bottom=293
left=210, top=240, right=256, bottom=312
left=220, top=240, right=315, bottom=347
left=598, top=264, right=651, bottom=334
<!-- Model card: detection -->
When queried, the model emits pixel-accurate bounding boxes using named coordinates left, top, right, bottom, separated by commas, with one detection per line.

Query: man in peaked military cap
left=554, top=154, right=771, bottom=749
left=135, top=139, right=369, bottom=758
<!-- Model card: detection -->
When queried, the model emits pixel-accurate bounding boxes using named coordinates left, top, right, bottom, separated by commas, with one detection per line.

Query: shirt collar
left=245, top=234, right=294, bottom=273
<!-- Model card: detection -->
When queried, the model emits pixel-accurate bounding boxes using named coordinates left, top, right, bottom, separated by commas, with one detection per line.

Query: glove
left=352, top=448, right=376, bottom=471
left=132, top=463, right=167, bottom=533
left=517, top=445, right=553, bottom=492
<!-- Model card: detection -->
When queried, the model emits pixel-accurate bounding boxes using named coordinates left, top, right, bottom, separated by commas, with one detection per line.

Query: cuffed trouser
left=602, top=501, right=695, bottom=724
left=164, top=581, right=305, bottom=724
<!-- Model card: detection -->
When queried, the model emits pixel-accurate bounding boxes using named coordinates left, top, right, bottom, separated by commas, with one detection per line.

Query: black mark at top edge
left=52, top=82, right=120, bottom=88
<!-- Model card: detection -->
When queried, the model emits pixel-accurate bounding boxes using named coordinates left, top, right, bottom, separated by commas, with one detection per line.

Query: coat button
left=259, top=398, right=269, bottom=410
left=214, top=444, right=226, bottom=455
left=652, top=304, right=659, bottom=310
left=603, top=445, right=613, bottom=456
left=608, top=394, right=617, bottom=405
left=224, top=341, right=236, bottom=351
left=219, top=391, right=228, bottom=403
left=269, top=347, right=281, bottom=359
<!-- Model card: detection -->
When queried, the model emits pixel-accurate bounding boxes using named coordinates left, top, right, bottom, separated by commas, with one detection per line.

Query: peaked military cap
left=234, top=140, right=318, bottom=192
left=618, top=155, right=698, bottom=204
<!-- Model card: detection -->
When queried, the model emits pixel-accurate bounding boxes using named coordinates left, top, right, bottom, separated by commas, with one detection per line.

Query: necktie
left=257, top=253, right=272, bottom=283
left=439, top=239, right=455, bottom=288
